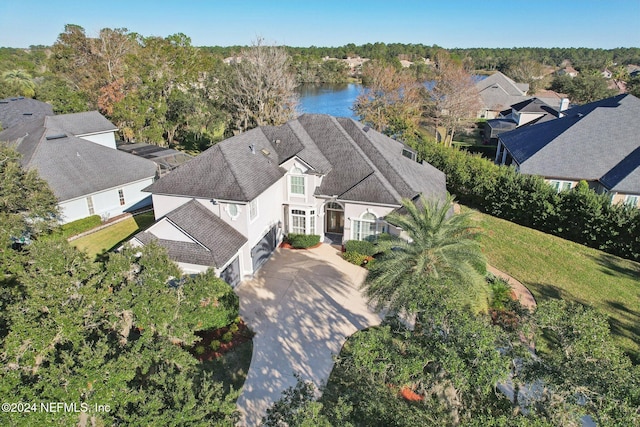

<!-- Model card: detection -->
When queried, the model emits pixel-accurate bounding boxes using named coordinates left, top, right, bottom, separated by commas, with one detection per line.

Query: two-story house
left=133, top=114, right=446, bottom=286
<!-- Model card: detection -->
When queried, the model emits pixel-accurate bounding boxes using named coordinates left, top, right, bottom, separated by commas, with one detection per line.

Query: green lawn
left=71, top=212, right=155, bottom=259
left=469, top=207, right=640, bottom=362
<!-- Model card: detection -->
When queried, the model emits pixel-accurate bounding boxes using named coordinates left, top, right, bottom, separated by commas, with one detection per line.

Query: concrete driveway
left=235, top=244, right=381, bottom=426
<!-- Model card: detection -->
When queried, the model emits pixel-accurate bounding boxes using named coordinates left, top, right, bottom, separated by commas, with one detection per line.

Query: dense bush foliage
left=285, top=233, right=321, bottom=248
left=344, top=239, right=378, bottom=256
left=416, top=142, right=640, bottom=261
left=59, top=215, right=102, bottom=238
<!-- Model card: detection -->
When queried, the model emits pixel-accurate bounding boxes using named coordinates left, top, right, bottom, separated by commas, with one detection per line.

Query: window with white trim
left=290, top=167, right=305, bottom=195
left=624, top=195, right=639, bottom=207
left=86, top=196, right=95, bottom=215
left=118, top=189, right=125, bottom=206
left=309, top=210, right=315, bottom=234
left=291, top=209, right=306, bottom=234
left=549, top=180, right=573, bottom=193
left=228, top=203, right=239, bottom=218
left=249, top=199, right=258, bottom=220
left=352, top=212, right=379, bottom=241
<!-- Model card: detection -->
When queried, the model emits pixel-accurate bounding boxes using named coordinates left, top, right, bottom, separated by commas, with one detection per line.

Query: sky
left=1, top=0, right=639, bottom=49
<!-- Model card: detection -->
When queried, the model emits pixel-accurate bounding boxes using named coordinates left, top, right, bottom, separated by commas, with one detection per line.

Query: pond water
left=296, top=83, right=362, bottom=118
left=297, top=75, right=487, bottom=119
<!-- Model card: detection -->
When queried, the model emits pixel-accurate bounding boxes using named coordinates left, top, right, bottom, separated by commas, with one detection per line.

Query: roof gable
left=476, top=72, right=528, bottom=96
left=137, top=200, right=247, bottom=268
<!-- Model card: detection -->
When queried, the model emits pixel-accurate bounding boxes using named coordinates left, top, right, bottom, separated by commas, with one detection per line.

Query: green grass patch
left=469, top=206, right=640, bottom=362
left=71, top=212, right=155, bottom=259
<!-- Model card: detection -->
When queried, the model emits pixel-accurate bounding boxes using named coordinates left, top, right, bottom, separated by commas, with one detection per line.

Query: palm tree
left=2, top=69, right=36, bottom=98
left=363, top=194, right=489, bottom=315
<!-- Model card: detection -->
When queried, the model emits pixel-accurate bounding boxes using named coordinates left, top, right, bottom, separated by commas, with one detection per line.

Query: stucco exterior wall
left=152, top=194, right=192, bottom=219
left=343, top=202, right=396, bottom=242
left=247, top=178, right=285, bottom=248
left=60, top=177, right=154, bottom=223
left=147, top=218, right=194, bottom=242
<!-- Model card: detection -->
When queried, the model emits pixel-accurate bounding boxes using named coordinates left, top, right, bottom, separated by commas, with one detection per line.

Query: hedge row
left=416, top=142, right=640, bottom=261
left=286, top=234, right=321, bottom=249
left=59, top=215, right=103, bottom=239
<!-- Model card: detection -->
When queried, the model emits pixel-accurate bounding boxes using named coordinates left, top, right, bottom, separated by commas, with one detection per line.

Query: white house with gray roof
left=495, top=94, right=640, bottom=207
left=0, top=111, right=157, bottom=223
left=134, top=114, right=446, bottom=285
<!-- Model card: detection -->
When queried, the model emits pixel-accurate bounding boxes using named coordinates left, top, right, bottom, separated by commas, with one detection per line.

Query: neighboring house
left=0, top=97, right=53, bottom=129
left=133, top=114, right=446, bottom=284
left=0, top=111, right=158, bottom=223
left=626, top=64, right=640, bottom=78
left=476, top=72, right=530, bottom=119
left=533, top=89, right=570, bottom=110
left=495, top=94, right=640, bottom=207
left=557, top=66, right=579, bottom=78
left=484, top=97, right=565, bottom=143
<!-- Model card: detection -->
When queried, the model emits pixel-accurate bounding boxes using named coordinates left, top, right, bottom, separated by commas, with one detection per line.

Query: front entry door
left=326, top=210, right=344, bottom=234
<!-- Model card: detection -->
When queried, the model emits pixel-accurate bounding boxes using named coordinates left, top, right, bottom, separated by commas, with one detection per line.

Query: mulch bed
left=279, top=242, right=323, bottom=250
left=191, top=320, right=253, bottom=361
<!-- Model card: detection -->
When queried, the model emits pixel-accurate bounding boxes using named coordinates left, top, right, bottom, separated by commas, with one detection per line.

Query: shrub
left=286, top=234, right=320, bottom=249
left=222, top=331, right=233, bottom=343
left=210, top=340, right=221, bottom=351
left=229, top=323, right=239, bottom=334
left=487, top=275, right=512, bottom=310
left=345, top=240, right=377, bottom=256
left=342, top=251, right=368, bottom=266
left=60, top=215, right=102, bottom=238
left=195, top=345, right=206, bottom=355
left=414, top=140, right=640, bottom=261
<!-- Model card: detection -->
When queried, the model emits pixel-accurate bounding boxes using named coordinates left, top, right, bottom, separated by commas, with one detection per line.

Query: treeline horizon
left=6, top=41, right=640, bottom=70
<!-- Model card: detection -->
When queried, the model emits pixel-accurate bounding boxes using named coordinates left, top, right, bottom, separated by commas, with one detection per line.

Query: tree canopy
left=0, top=147, right=240, bottom=425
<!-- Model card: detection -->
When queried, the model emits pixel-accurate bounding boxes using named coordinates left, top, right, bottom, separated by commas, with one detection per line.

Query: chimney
left=558, top=98, right=570, bottom=117
left=560, top=98, right=569, bottom=111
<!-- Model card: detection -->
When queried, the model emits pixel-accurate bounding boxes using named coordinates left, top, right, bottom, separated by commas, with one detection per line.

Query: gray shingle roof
left=136, top=200, right=247, bottom=267
left=599, top=146, right=640, bottom=193
left=0, top=115, right=157, bottom=202
left=476, top=72, right=531, bottom=112
left=147, top=114, right=446, bottom=206
left=145, top=128, right=287, bottom=202
left=46, top=111, right=118, bottom=135
left=0, top=97, right=53, bottom=129
left=500, top=94, right=640, bottom=188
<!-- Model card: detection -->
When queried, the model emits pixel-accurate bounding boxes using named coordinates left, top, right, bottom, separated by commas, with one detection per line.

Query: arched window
left=326, top=202, right=343, bottom=211
left=352, top=211, right=378, bottom=241
left=290, top=167, right=305, bottom=195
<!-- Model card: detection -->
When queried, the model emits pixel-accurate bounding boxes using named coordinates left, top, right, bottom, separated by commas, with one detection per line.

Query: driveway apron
left=235, top=244, right=381, bottom=426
